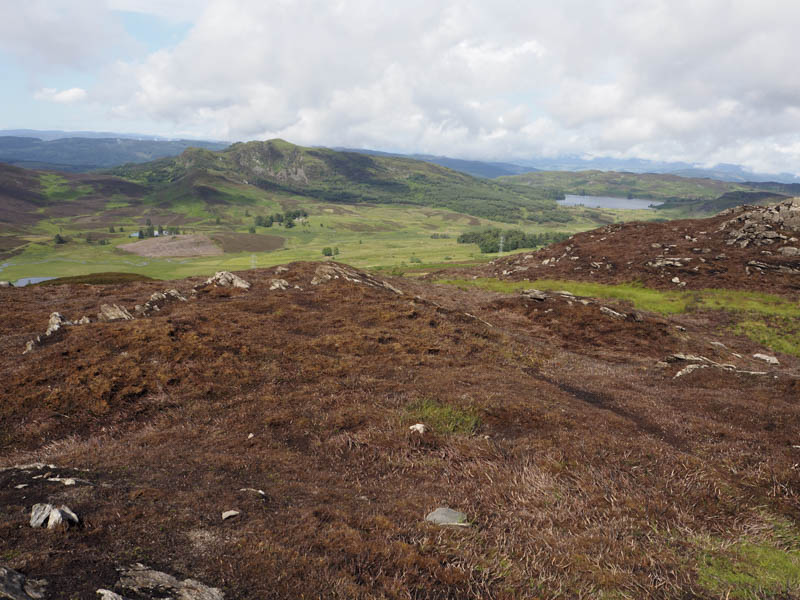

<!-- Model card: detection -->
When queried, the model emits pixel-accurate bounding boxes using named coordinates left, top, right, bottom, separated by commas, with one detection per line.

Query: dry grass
left=1, top=262, right=799, bottom=598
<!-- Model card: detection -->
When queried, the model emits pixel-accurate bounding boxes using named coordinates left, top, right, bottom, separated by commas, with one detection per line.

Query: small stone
left=96, top=590, right=125, bottom=600
left=47, top=505, right=79, bottom=529
left=47, top=477, right=76, bottom=486
left=671, top=277, right=681, bottom=284
left=222, top=510, right=240, bottom=521
left=425, top=507, right=469, bottom=527
left=269, top=278, right=289, bottom=290
left=600, top=306, right=626, bottom=319
left=247, top=433, right=254, bottom=439
left=30, top=504, right=53, bottom=528
left=409, top=423, right=428, bottom=434
left=521, top=289, right=547, bottom=301
left=753, top=353, right=779, bottom=365
left=15, top=484, right=28, bottom=489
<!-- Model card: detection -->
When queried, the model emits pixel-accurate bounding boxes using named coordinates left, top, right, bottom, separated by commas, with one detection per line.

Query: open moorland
left=1, top=199, right=799, bottom=599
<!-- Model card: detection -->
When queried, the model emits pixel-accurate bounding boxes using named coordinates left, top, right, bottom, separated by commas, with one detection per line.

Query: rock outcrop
left=113, top=564, right=224, bottom=600
left=310, top=263, right=402, bottom=295
left=97, top=304, right=134, bottom=322
left=0, top=566, right=46, bottom=600
left=196, top=271, right=251, bottom=290
left=718, top=199, right=800, bottom=248
left=134, top=289, right=187, bottom=316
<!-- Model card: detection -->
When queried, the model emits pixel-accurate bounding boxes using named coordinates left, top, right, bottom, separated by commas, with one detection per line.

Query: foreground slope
left=1, top=257, right=799, bottom=599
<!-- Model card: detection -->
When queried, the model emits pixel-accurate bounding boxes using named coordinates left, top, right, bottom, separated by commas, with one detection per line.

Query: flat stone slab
left=425, top=507, right=469, bottom=527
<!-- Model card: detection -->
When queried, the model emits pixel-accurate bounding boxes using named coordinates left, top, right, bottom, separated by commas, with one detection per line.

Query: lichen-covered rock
left=115, top=564, right=224, bottom=600
left=269, top=278, right=289, bottom=291
left=199, top=271, right=251, bottom=289
left=97, top=304, right=134, bottom=322
left=310, top=263, right=402, bottom=295
left=135, top=289, right=188, bottom=316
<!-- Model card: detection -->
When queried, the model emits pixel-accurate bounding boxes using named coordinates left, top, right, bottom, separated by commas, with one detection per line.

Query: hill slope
left=466, top=198, right=800, bottom=295
left=1, top=259, right=799, bottom=599
left=108, top=139, right=566, bottom=223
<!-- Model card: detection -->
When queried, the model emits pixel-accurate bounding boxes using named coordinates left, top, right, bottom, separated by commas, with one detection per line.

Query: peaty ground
left=0, top=258, right=799, bottom=599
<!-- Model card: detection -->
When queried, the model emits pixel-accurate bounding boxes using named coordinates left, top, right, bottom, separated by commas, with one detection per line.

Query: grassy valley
left=0, top=141, right=655, bottom=284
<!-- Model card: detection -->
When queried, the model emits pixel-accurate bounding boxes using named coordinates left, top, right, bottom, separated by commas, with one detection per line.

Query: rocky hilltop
left=476, top=199, right=800, bottom=293
left=1, top=249, right=799, bottom=597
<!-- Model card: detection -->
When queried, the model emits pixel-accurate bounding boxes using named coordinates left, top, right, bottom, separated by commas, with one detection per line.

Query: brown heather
left=0, top=254, right=799, bottom=599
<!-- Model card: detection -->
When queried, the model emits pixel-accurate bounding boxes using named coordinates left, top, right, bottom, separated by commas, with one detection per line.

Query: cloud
left=34, top=87, right=88, bottom=103
left=0, top=0, right=128, bottom=68
left=9, top=0, right=800, bottom=173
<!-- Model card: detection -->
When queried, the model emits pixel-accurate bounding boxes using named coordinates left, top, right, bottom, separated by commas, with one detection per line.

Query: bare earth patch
left=118, top=234, right=223, bottom=258
left=210, top=232, right=284, bottom=253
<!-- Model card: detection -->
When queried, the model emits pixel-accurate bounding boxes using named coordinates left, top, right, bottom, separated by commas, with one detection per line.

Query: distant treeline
left=458, top=228, right=571, bottom=253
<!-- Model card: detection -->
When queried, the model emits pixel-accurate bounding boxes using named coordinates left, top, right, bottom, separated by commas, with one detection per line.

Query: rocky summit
left=1, top=207, right=800, bottom=598
left=464, top=200, right=800, bottom=294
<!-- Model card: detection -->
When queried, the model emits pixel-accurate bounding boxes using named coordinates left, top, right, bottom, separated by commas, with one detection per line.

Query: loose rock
left=409, top=423, right=428, bottom=434
left=753, top=353, right=779, bottom=365
left=0, top=566, right=47, bottom=600
left=425, top=507, right=469, bottom=527
left=269, top=278, right=289, bottom=290
left=221, top=510, right=240, bottom=521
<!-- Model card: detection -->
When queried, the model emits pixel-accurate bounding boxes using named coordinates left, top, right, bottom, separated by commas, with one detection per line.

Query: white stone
left=409, top=423, right=428, bottom=435
left=269, top=278, right=289, bottom=290
left=97, top=590, right=125, bottom=600
left=30, top=504, right=53, bottom=528
left=753, top=353, right=779, bottom=365
left=222, top=510, right=240, bottom=521
left=425, top=507, right=469, bottom=526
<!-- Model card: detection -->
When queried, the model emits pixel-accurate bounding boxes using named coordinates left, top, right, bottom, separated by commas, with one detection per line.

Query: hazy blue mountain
left=0, top=136, right=230, bottom=172
left=333, top=147, right=532, bottom=178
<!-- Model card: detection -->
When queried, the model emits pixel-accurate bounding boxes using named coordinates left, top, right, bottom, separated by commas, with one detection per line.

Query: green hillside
left=109, top=139, right=567, bottom=223
left=500, top=169, right=752, bottom=202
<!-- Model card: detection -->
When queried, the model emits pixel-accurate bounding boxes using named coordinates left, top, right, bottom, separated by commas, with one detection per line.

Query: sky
left=3, top=1, right=800, bottom=173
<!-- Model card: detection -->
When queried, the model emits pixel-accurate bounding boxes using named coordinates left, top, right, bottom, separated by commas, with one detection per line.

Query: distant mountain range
left=2, top=129, right=799, bottom=184
left=0, top=135, right=229, bottom=172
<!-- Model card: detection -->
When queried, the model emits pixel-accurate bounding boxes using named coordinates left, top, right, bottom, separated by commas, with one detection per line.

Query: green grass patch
left=407, top=398, right=481, bottom=435
left=437, top=278, right=800, bottom=318
left=437, top=278, right=691, bottom=314
left=698, top=541, right=800, bottom=599
left=733, top=318, right=800, bottom=357
left=39, top=173, right=93, bottom=201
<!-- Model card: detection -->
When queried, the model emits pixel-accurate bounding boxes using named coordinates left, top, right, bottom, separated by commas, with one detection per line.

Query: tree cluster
left=457, top=228, right=571, bottom=253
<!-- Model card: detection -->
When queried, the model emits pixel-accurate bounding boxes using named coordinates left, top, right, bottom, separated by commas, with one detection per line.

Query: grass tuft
left=407, top=398, right=481, bottom=435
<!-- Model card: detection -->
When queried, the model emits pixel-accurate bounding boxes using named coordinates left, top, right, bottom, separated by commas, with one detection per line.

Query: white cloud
left=34, top=87, right=88, bottom=103
left=0, top=0, right=127, bottom=68
left=8, top=0, right=800, bottom=173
